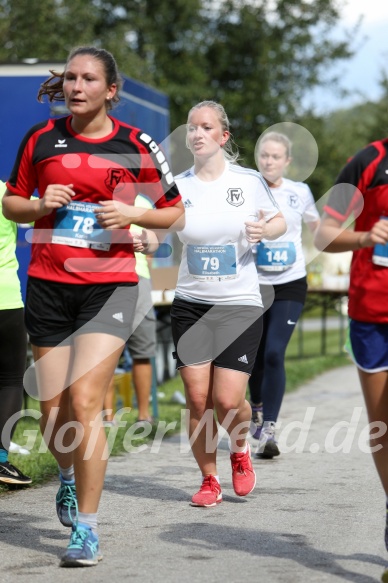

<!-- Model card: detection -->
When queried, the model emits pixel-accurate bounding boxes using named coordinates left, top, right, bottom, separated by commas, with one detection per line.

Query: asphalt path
left=0, top=365, right=386, bottom=583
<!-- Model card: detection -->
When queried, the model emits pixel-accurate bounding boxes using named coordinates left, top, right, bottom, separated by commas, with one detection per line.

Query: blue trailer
left=0, top=62, right=171, bottom=299
left=0, top=63, right=177, bottom=406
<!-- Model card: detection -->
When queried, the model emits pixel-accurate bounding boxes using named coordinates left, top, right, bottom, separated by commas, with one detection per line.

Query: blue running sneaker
left=59, top=522, right=102, bottom=567
left=60, top=523, right=102, bottom=568
left=56, top=476, right=77, bottom=527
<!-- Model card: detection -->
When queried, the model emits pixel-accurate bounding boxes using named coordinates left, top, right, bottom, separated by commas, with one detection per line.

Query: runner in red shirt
left=2, top=45, right=183, bottom=568
left=314, top=139, right=388, bottom=582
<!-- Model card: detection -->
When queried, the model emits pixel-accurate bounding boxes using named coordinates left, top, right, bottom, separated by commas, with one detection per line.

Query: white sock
left=78, top=512, right=98, bottom=533
left=59, top=465, right=75, bottom=482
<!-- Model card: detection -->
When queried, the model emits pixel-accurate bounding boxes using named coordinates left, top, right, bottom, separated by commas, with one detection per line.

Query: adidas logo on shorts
left=238, top=354, right=248, bottom=364
left=112, top=312, right=124, bottom=323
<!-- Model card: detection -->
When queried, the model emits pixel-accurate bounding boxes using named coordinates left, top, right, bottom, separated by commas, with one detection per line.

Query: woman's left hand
left=132, top=229, right=149, bottom=253
left=245, top=210, right=266, bottom=243
left=94, top=201, right=138, bottom=230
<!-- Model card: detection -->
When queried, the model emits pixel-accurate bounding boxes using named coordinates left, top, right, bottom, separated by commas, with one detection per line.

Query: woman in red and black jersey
left=314, top=140, right=388, bottom=582
left=2, top=46, right=184, bottom=568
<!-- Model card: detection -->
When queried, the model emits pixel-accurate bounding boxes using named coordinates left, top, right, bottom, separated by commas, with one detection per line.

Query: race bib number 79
left=187, top=244, right=237, bottom=281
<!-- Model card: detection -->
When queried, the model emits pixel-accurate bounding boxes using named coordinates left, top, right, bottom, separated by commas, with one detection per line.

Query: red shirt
left=7, top=116, right=181, bottom=285
left=324, top=139, right=388, bottom=322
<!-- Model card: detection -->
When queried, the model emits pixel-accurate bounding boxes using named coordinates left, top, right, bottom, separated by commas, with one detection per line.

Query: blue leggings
left=248, top=299, right=304, bottom=422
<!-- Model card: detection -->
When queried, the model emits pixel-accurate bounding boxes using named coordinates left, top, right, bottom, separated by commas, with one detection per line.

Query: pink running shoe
left=230, top=443, right=256, bottom=496
left=191, top=475, right=222, bottom=507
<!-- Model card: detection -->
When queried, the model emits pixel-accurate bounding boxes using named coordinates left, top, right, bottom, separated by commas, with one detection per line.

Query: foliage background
left=2, top=0, right=388, bottom=198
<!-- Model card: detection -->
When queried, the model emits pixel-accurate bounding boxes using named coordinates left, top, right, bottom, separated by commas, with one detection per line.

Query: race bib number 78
left=52, top=201, right=111, bottom=251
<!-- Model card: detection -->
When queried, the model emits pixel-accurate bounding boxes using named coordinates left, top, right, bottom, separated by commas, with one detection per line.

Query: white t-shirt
left=174, top=161, right=280, bottom=306
left=255, top=178, right=319, bottom=285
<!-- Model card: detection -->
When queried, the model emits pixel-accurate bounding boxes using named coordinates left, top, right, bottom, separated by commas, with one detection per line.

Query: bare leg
left=32, top=344, right=75, bottom=470
left=180, top=363, right=218, bottom=476
left=212, top=367, right=251, bottom=452
left=34, top=334, right=124, bottom=514
left=358, top=368, right=388, bottom=495
left=70, top=333, right=124, bottom=513
left=103, top=378, right=115, bottom=423
left=132, top=358, right=152, bottom=420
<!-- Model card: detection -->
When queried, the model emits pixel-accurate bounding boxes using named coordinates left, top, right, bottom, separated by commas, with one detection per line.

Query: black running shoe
left=0, top=461, right=32, bottom=484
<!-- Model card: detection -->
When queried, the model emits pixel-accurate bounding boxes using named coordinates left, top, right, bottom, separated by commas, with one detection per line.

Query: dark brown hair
left=37, top=46, right=122, bottom=111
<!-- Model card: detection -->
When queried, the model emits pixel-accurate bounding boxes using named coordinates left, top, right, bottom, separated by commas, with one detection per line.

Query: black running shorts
left=170, top=298, right=263, bottom=375
left=25, top=276, right=138, bottom=347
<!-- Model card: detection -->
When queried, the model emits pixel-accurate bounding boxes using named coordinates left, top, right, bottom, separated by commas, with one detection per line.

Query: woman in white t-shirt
left=249, top=132, right=320, bottom=458
left=171, top=101, right=286, bottom=507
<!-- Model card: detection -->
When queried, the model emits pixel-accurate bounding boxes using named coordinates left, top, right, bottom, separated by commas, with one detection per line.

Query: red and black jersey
left=324, top=139, right=388, bottom=322
left=6, top=115, right=181, bottom=285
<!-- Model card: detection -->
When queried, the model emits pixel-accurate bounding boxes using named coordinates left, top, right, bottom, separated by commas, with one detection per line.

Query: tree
left=0, top=0, right=357, bottom=179
left=199, top=0, right=354, bottom=166
left=0, top=0, right=98, bottom=61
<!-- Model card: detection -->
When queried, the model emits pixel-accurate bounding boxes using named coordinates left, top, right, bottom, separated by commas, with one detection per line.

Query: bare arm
left=132, top=229, right=160, bottom=255
left=94, top=199, right=185, bottom=232
left=2, top=185, right=75, bottom=223
left=307, top=219, right=320, bottom=235
left=314, top=213, right=388, bottom=252
left=245, top=211, right=287, bottom=243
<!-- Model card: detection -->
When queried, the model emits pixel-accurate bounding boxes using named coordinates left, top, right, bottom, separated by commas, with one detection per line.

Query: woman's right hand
left=39, top=184, right=75, bottom=216
left=361, top=218, right=388, bottom=248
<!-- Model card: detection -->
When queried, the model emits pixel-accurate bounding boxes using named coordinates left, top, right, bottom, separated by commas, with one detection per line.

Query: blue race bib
left=372, top=243, right=388, bottom=266
left=187, top=244, right=237, bottom=281
left=372, top=217, right=388, bottom=266
left=52, top=201, right=111, bottom=251
left=256, top=241, right=296, bottom=272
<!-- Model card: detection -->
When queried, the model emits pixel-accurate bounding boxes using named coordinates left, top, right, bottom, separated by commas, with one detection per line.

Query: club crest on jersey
left=288, top=194, right=299, bottom=208
left=227, top=188, right=244, bottom=207
left=105, top=168, right=127, bottom=192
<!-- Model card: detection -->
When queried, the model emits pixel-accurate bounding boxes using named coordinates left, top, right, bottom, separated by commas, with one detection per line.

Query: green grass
left=284, top=326, right=351, bottom=390
left=286, top=327, right=347, bottom=359
left=1, top=375, right=187, bottom=494
left=2, top=327, right=352, bottom=494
